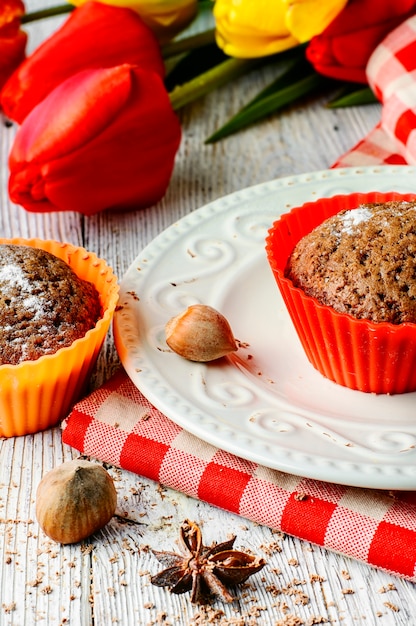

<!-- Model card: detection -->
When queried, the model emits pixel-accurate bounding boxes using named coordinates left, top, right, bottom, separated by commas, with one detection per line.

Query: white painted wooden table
left=1, top=3, right=416, bottom=624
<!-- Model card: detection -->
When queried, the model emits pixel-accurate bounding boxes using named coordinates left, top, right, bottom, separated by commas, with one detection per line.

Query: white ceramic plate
left=114, top=166, right=416, bottom=490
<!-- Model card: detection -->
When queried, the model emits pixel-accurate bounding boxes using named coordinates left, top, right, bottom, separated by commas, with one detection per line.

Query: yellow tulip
left=284, top=0, right=348, bottom=43
left=214, top=0, right=348, bottom=58
left=68, top=0, right=198, bottom=42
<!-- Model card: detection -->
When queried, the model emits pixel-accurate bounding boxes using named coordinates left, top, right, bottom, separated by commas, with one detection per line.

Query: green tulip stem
left=162, top=29, right=216, bottom=59
left=169, top=57, right=258, bottom=111
left=22, top=4, right=73, bottom=23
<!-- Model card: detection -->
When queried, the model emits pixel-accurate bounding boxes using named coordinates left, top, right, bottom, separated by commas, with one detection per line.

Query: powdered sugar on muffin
left=285, top=200, right=416, bottom=323
left=0, top=244, right=102, bottom=364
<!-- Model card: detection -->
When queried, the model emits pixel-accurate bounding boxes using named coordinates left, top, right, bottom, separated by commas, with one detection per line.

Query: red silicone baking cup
left=0, top=238, right=119, bottom=437
left=265, top=191, right=416, bottom=394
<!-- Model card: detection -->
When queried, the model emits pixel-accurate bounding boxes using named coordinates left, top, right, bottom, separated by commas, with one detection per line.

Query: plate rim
left=113, top=166, right=416, bottom=490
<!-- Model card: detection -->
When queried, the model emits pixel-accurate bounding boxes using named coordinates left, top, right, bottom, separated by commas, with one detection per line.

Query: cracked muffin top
left=0, top=244, right=102, bottom=364
left=285, top=200, right=416, bottom=324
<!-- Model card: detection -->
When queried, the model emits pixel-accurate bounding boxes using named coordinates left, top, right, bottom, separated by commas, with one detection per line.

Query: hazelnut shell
left=165, top=304, right=237, bottom=362
left=36, top=459, right=117, bottom=544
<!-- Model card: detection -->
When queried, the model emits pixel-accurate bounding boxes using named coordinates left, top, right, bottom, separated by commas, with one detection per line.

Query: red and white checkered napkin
left=334, top=15, right=416, bottom=168
left=62, top=368, right=416, bottom=582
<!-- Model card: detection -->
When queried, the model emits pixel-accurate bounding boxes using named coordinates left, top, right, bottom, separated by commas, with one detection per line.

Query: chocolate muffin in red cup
left=265, top=191, right=416, bottom=394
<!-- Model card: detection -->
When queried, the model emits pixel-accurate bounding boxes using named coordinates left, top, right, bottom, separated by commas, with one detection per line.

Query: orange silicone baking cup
left=265, top=191, right=416, bottom=395
left=0, top=238, right=119, bottom=437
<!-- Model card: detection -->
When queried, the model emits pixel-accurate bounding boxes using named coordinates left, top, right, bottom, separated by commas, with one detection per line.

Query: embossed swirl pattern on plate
left=114, top=167, right=416, bottom=488
left=246, top=408, right=416, bottom=457
left=148, top=237, right=237, bottom=314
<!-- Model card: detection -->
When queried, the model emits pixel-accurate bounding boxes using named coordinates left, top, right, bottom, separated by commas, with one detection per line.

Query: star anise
left=150, top=519, right=266, bottom=604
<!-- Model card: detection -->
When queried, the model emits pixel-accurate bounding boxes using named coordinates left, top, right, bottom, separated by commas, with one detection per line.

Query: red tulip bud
left=1, top=0, right=165, bottom=123
left=9, top=64, right=181, bottom=215
left=0, top=0, right=27, bottom=91
left=306, top=0, right=416, bottom=84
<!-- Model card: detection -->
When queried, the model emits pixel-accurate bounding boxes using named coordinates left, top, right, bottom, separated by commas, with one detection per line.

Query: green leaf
left=230, top=48, right=307, bottom=109
left=205, top=62, right=330, bottom=143
left=327, top=86, right=377, bottom=108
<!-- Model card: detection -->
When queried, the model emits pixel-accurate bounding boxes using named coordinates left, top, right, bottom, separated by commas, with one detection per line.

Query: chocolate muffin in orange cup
left=266, top=191, right=416, bottom=395
left=0, top=238, right=118, bottom=437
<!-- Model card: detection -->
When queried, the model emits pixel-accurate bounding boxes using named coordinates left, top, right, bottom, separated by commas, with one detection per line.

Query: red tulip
left=306, top=0, right=416, bottom=83
left=8, top=64, right=181, bottom=215
left=1, top=0, right=165, bottom=123
left=0, top=0, right=27, bottom=91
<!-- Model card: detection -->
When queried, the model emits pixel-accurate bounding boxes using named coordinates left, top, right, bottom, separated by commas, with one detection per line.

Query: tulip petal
left=1, top=1, right=164, bottom=123
left=9, top=66, right=181, bottom=215
left=1, top=0, right=25, bottom=27
left=0, top=29, right=26, bottom=90
left=305, top=0, right=416, bottom=84
left=215, top=28, right=298, bottom=58
left=11, top=66, right=132, bottom=163
left=69, top=0, right=198, bottom=42
left=214, top=0, right=299, bottom=58
left=0, top=0, right=27, bottom=90
left=283, top=0, right=348, bottom=43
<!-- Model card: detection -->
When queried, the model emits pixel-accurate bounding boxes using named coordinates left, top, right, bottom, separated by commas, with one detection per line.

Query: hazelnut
left=36, top=459, right=117, bottom=544
left=165, top=304, right=237, bottom=362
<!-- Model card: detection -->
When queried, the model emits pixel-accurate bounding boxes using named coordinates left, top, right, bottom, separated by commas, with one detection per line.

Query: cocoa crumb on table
left=273, top=600, right=290, bottom=613
left=156, top=610, right=168, bottom=622
left=246, top=604, right=267, bottom=617
left=378, top=583, right=397, bottom=593
left=259, top=540, right=282, bottom=555
left=276, top=615, right=304, bottom=625
left=309, top=574, right=325, bottom=583
left=294, top=592, right=309, bottom=606
left=265, top=582, right=281, bottom=596
left=188, top=606, right=226, bottom=624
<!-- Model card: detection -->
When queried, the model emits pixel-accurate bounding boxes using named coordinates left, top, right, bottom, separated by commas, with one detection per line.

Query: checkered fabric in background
left=334, top=15, right=416, bottom=167
left=63, top=16, right=416, bottom=582
left=62, top=369, right=416, bottom=582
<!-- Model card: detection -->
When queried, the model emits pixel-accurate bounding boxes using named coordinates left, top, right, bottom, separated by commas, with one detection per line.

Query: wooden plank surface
left=1, top=2, right=416, bottom=624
